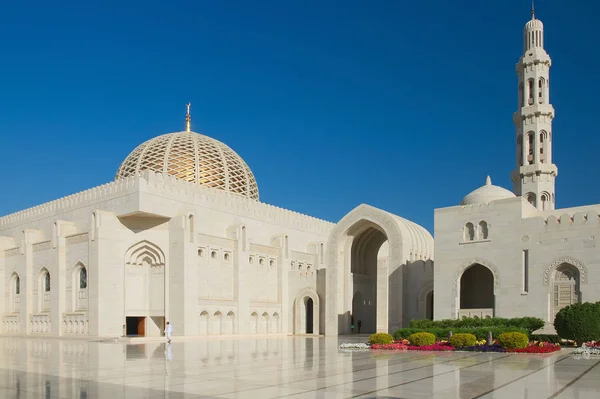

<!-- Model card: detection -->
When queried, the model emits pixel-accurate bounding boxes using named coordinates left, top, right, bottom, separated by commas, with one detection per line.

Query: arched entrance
left=124, top=241, right=166, bottom=337
left=551, top=264, right=581, bottom=319
left=325, top=204, right=434, bottom=335
left=459, top=264, right=494, bottom=318
left=305, top=298, right=314, bottom=334
left=293, top=289, right=319, bottom=335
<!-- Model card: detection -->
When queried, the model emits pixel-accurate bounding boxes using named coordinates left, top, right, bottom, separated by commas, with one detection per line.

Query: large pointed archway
left=325, top=204, right=434, bottom=335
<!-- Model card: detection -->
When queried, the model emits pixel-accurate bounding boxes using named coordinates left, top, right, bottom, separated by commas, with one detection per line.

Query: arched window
left=80, top=267, right=87, bottom=289
left=538, top=78, right=545, bottom=104
left=188, top=214, right=194, bottom=243
left=478, top=221, right=488, bottom=240
left=464, top=223, right=475, bottom=241
left=44, top=272, right=51, bottom=292
left=525, top=192, right=537, bottom=207
left=540, top=192, right=551, bottom=211
left=528, top=79, right=534, bottom=104
left=528, top=133, right=534, bottom=164
left=15, top=275, right=20, bottom=295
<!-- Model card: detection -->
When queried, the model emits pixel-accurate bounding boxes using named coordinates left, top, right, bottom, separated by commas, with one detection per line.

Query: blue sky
left=0, top=0, right=598, bottom=233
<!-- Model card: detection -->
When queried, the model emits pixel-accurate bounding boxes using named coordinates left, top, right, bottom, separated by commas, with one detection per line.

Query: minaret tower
left=510, top=5, right=558, bottom=211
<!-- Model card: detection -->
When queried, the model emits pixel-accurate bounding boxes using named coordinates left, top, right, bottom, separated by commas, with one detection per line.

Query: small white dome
left=460, top=176, right=516, bottom=205
left=116, top=131, right=259, bottom=200
left=525, top=17, right=543, bottom=30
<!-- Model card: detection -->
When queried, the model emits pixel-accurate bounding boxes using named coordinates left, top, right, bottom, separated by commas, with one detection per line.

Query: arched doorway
left=459, top=264, right=494, bottom=318
left=293, top=289, right=319, bottom=335
left=552, top=264, right=580, bottom=319
left=426, top=291, right=434, bottom=320
left=124, top=241, right=166, bottom=337
left=305, top=298, right=314, bottom=334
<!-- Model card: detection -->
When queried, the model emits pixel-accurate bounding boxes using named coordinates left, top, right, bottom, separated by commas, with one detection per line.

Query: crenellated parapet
left=140, top=171, right=334, bottom=234
left=0, top=170, right=335, bottom=235
left=0, top=175, right=140, bottom=228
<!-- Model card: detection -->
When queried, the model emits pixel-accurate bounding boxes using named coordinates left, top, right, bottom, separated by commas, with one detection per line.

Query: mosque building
left=1, top=11, right=598, bottom=338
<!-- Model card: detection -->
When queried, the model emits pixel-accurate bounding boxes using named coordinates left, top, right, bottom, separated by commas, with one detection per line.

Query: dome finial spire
left=185, top=103, right=191, bottom=132
left=485, top=176, right=491, bottom=185
left=531, top=0, right=535, bottom=19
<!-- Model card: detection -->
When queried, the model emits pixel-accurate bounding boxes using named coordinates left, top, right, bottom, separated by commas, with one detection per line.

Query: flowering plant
left=371, top=343, right=410, bottom=350
left=506, top=342, right=560, bottom=353
left=573, top=342, right=600, bottom=356
left=338, top=343, right=370, bottom=350
left=462, top=344, right=505, bottom=352
left=408, top=342, right=455, bottom=351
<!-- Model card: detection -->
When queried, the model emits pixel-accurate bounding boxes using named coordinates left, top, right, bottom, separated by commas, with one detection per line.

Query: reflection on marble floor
left=0, top=335, right=598, bottom=399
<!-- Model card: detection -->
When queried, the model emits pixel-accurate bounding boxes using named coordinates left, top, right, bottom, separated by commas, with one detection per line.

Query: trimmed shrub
left=408, top=332, right=436, bottom=346
left=369, top=333, right=393, bottom=345
left=554, top=302, right=600, bottom=345
left=409, top=317, right=544, bottom=333
left=394, top=326, right=529, bottom=341
left=449, top=333, right=477, bottom=348
left=498, top=332, right=529, bottom=349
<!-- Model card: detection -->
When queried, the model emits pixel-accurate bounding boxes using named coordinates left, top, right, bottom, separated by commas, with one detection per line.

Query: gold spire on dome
left=185, top=103, right=191, bottom=132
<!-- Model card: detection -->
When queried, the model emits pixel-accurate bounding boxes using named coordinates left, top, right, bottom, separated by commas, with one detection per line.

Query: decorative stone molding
left=66, top=233, right=89, bottom=246
left=4, top=247, right=19, bottom=257
left=62, top=313, right=88, bottom=335
left=125, top=240, right=165, bottom=267
left=32, top=241, right=52, bottom=252
left=30, top=314, right=52, bottom=333
left=543, top=256, right=588, bottom=285
left=2, top=315, right=20, bottom=333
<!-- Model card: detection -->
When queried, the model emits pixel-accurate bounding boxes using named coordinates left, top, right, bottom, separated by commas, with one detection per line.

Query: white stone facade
left=1, top=11, right=598, bottom=338
left=434, top=196, right=600, bottom=332
left=0, top=166, right=433, bottom=338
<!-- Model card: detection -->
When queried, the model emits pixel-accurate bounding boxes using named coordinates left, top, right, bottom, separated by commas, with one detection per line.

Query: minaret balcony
left=517, top=103, right=555, bottom=119
left=517, top=163, right=558, bottom=177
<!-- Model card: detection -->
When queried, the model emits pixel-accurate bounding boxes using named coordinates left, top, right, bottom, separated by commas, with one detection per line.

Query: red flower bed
left=506, top=342, right=561, bottom=353
left=371, top=343, right=409, bottom=350
left=407, top=342, right=455, bottom=352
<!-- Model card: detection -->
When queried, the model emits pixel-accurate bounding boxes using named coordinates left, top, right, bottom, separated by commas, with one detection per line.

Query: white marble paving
left=0, top=336, right=597, bottom=399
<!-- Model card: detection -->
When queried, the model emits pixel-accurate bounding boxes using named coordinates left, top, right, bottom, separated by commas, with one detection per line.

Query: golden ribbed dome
left=116, top=131, right=259, bottom=200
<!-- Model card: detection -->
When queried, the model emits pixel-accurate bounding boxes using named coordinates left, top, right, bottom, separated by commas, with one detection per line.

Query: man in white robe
left=164, top=321, right=173, bottom=343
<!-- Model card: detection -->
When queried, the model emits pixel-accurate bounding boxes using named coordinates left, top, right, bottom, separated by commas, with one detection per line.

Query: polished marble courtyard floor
left=0, top=335, right=598, bottom=399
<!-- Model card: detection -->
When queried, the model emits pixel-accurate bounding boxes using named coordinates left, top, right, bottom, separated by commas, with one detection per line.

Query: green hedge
left=394, top=326, right=530, bottom=341
left=409, top=317, right=544, bottom=334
